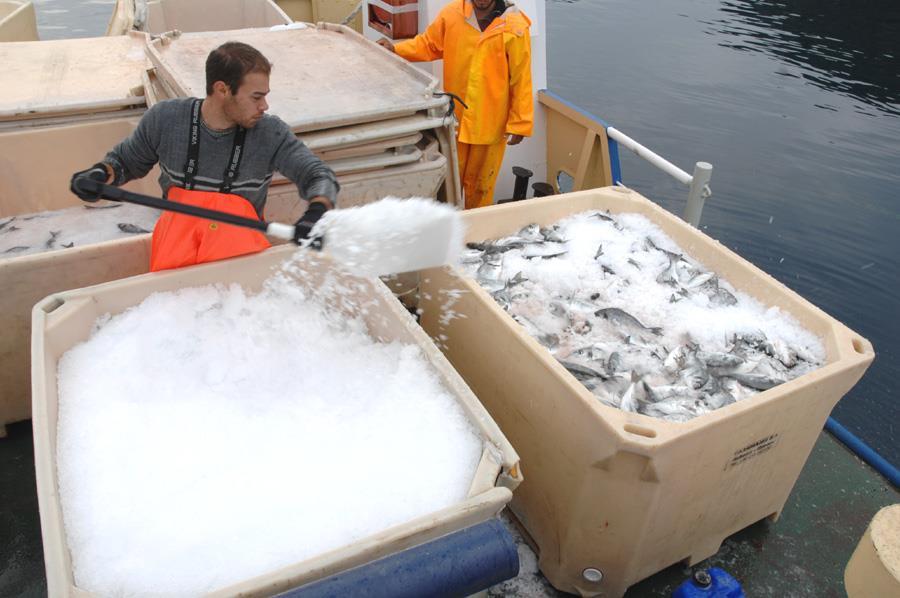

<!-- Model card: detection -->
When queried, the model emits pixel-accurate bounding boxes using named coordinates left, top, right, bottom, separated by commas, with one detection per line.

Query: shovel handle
left=77, top=179, right=298, bottom=242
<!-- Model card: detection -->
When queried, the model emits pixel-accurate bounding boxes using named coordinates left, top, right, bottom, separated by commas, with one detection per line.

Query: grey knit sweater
left=105, top=98, right=338, bottom=215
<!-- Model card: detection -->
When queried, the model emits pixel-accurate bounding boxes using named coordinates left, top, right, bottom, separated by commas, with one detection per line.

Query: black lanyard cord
left=182, top=99, right=247, bottom=193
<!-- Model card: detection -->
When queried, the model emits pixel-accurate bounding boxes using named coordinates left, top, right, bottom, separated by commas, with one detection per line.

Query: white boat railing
left=607, top=126, right=713, bottom=227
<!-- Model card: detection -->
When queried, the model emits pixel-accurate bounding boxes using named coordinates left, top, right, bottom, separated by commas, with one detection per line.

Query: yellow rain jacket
left=394, top=0, right=534, bottom=145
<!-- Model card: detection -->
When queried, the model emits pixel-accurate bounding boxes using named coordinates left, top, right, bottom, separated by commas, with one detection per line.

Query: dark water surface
left=31, top=0, right=115, bottom=39
left=547, top=0, right=899, bottom=466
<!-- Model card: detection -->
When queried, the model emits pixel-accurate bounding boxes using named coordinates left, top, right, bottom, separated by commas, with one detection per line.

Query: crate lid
left=0, top=33, right=148, bottom=121
left=147, top=23, right=447, bottom=133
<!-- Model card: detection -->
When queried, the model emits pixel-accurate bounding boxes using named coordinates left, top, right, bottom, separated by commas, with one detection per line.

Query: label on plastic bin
left=725, top=433, right=780, bottom=470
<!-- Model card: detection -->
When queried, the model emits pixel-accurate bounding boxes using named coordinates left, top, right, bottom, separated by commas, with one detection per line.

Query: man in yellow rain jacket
left=378, top=0, right=533, bottom=209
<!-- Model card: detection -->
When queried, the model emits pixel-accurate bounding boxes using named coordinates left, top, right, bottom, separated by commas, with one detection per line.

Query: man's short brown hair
left=205, top=42, right=272, bottom=95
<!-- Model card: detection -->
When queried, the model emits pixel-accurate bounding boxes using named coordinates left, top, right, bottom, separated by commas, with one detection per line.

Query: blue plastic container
left=672, top=568, right=745, bottom=598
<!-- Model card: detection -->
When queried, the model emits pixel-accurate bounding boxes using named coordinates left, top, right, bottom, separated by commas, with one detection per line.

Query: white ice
left=56, top=262, right=483, bottom=596
left=311, top=197, right=465, bottom=277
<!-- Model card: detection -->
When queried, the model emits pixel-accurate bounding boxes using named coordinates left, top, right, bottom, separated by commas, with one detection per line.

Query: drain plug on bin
left=582, top=568, right=604, bottom=583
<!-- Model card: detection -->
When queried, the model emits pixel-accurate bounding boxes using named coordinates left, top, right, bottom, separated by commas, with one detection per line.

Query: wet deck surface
left=1, top=421, right=896, bottom=597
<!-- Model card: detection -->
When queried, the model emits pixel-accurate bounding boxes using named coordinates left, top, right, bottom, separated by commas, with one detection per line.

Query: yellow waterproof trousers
left=458, top=139, right=507, bottom=209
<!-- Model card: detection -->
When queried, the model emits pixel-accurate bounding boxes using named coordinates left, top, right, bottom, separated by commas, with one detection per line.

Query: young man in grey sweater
left=70, top=41, right=338, bottom=271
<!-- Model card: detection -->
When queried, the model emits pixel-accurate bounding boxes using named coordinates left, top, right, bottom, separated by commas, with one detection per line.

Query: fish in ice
left=558, top=359, right=610, bottom=381
left=467, top=237, right=528, bottom=254
left=696, top=350, right=745, bottom=369
left=45, top=230, right=61, bottom=249
left=517, top=223, right=544, bottom=243
left=540, top=226, right=567, bottom=243
left=619, top=372, right=646, bottom=413
left=461, top=213, right=821, bottom=421
left=523, top=243, right=567, bottom=259
left=595, top=307, right=662, bottom=337
left=644, top=236, right=681, bottom=260
left=118, top=223, right=151, bottom=234
left=591, top=211, right=624, bottom=230
left=726, top=371, right=785, bottom=391
left=459, top=248, right=484, bottom=264
left=84, top=203, right=122, bottom=210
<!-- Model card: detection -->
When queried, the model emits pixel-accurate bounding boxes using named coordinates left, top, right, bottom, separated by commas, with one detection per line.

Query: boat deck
left=1, top=421, right=896, bottom=596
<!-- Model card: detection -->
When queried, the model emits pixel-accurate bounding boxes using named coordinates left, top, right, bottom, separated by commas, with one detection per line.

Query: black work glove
left=70, top=163, right=110, bottom=202
left=293, top=200, right=329, bottom=248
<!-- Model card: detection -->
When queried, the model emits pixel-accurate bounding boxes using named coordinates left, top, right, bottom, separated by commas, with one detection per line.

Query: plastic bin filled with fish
left=459, top=210, right=826, bottom=421
left=0, top=203, right=159, bottom=259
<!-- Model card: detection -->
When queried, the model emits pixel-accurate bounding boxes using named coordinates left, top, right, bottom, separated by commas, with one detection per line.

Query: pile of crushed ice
left=0, top=202, right=158, bottom=259
left=56, top=253, right=482, bottom=596
left=461, top=210, right=826, bottom=421
left=310, top=197, right=465, bottom=278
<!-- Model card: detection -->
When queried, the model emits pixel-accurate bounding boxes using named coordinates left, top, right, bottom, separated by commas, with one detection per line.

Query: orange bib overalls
left=150, top=99, right=270, bottom=272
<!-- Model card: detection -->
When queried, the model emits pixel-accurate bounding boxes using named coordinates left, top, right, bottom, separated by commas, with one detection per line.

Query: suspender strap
left=220, top=126, right=246, bottom=194
left=182, top=98, right=247, bottom=193
left=183, top=99, right=202, bottom=190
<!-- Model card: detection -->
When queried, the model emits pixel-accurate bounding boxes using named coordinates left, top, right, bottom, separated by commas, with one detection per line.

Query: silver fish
left=517, top=223, right=544, bottom=243
left=696, top=350, right=745, bottom=369
left=664, top=344, right=693, bottom=373
left=459, top=248, right=484, bottom=264
left=727, top=372, right=785, bottom=391
left=704, top=390, right=736, bottom=410
left=540, top=226, right=567, bottom=243
left=523, top=243, right=567, bottom=259
left=641, top=398, right=702, bottom=421
left=558, top=359, right=610, bottom=381
left=619, top=372, right=645, bottom=413
left=45, top=230, right=61, bottom=249
left=477, top=254, right=503, bottom=278
left=591, top=211, right=624, bottom=230
left=697, top=277, right=738, bottom=307
left=118, top=223, right=151, bottom=234
left=644, top=236, right=681, bottom=260
left=679, top=351, right=710, bottom=390
left=507, top=271, right=528, bottom=287
left=607, top=352, right=622, bottom=376
left=595, top=308, right=662, bottom=336
left=684, top=272, right=715, bottom=289
left=467, top=237, right=528, bottom=254
left=764, top=339, right=798, bottom=368
left=656, top=256, right=681, bottom=286
left=644, top=383, right=692, bottom=403
left=84, top=203, right=122, bottom=210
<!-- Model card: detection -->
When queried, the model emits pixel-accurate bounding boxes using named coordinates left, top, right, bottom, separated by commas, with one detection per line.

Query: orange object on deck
left=149, top=186, right=270, bottom=272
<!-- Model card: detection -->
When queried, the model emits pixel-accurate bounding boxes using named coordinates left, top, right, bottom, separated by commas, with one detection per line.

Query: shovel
left=76, top=180, right=464, bottom=277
